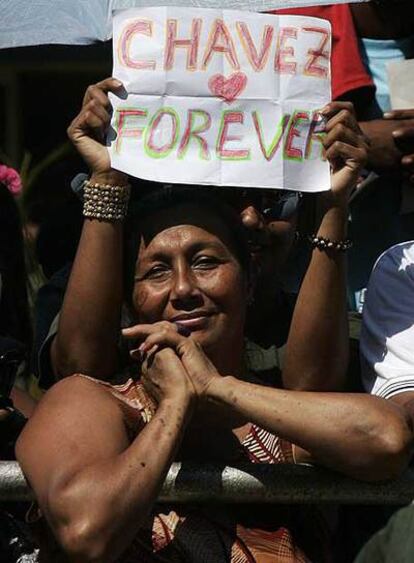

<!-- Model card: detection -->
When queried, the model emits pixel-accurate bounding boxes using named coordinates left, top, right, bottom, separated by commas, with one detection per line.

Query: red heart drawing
left=208, top=72, right=248, bottom=103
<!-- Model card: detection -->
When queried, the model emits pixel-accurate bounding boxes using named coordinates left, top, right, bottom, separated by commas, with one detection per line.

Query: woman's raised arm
left=51, top=78, right=128, bottom=379
left=282, top=102, right=368, bottom=392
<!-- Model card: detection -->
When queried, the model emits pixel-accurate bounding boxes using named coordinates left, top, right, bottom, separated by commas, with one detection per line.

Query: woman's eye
left=193, top=256, right=219, bottom=270
left=145, top=265, right=170, bottom=280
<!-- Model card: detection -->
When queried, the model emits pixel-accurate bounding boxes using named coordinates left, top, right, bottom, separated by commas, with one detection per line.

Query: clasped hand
left=122, top=322, right=220, bottom=406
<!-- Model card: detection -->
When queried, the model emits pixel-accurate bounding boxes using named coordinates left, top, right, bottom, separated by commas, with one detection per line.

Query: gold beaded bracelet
left=308, top=234, right=353, bottom=252
left=83, top=180, right=131, bottom=222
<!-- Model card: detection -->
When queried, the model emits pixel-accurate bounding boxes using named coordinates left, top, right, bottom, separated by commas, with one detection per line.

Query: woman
left=16, top=80, right=413, bottom=562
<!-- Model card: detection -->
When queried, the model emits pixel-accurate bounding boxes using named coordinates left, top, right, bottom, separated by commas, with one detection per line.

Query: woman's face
left=132, top=204, right=247, bottom=354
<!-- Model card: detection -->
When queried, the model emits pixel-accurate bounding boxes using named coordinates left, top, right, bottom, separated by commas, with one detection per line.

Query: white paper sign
left=108, top=7, right=332, bottom=191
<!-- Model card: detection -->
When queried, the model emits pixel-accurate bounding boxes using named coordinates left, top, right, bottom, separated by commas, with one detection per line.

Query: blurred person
left=355, top=503, right=414, bottom=563
left=272, top=1, right=414, bottom=313
left=347, top=0, right=414, bottom=312
left=339, top=3, right=414, bottom=536
left=360, top=240, right=414, bottom=426
left=346, top=239, right=414, bottom=562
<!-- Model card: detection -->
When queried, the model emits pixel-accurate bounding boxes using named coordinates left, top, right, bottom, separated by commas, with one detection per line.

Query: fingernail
left=383, top=112, right=393, bottom=119
left=392, top=130, right=403, bottom=138
left=313, top=115, right=327, bottom=133
left=402, top=156, right=413, bottom=165
left=130, top=349, right=141, bottom=361
left=113, top=79, right=123, bottom=87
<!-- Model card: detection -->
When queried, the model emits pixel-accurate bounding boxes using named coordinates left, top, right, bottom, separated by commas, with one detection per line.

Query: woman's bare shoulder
left=37, top=374, right=121, bottom=409
left=16, top=375, right=128, bottom=473
left=16, top=374, right=131, bottom=510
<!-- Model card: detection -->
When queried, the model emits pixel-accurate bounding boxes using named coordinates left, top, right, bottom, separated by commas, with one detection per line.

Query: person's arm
left=51, top=212, right=124, bottom=378
left=282, top=102, right=368, bottom=391
left=124, top=324, right=413, bottom=482
left=16, top=349, right=194, bottom=563
left=51, top=78, right=128, bottom=379
left=207, top=375, right=413, bottom=481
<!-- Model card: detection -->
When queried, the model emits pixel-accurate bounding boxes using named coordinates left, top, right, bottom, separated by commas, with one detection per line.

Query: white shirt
left=361, top=241, right=414, bottom=399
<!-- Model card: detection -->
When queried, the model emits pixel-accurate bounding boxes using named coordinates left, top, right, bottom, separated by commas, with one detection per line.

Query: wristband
left=308, top=234, right=353, bottom=252
left=83, top=180, right=131, bottom=222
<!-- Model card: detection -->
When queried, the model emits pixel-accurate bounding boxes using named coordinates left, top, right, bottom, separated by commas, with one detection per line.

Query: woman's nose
left=171, top=267, right=197, bottom=300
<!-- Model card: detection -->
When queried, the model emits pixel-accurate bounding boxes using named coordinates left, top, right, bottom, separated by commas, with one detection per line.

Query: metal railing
left=2, top=461, right=414, bottom=504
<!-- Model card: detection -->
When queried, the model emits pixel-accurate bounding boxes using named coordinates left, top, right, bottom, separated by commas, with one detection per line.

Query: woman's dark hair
left=0, top=183, right=32, bottom=347
left=123, top=185, right=251, bottom=304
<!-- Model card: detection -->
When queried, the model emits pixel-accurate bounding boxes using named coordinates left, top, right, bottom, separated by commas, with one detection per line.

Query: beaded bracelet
left=308, top=234, right=353, bottom=252
left=83, top=180, right=131, bottom=222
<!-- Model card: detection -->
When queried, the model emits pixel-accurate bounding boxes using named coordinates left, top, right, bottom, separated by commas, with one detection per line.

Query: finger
left=80, top=105, right=107, bottom=141
left=402, top=154, right=414, bottom=167
left=320, top=101, right=356, bottom=120
left=393, top=125, right=414, bottom=140
left=175, top=338, right=217, bottom=384
left=84, top=84, right=113, bottom=111
left=240, top=205, right=265, bottom=230
left=326, top=141, right=366, bottom=171
left=85, top=98, right=112, bottom=133
left=130, top=342, right=161, bottom=362
left=87, top=100, right=111, bottom=130
left=83, top=77, right=123, bottom=105
left=384, top=109, right=414, bottom=120
left=323, top=123, right=361, bottom=151
left=129, top=348, right=141, bottom=362
left=69, top=108, right=106, bottom=143
left=140, top=331, right=184, bottom=355
left=143, top=344, right=160, bottom=363
left=122, top=321, right=177, bottom=339
left=324, top=108, right=360, bottom=134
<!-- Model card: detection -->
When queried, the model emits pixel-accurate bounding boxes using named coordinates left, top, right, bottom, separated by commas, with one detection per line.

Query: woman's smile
left=171, top=310, right=215, bottom=332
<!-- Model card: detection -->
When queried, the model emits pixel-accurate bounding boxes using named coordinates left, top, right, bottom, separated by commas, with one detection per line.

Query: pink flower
left=0, top=165, right=22, bottom=196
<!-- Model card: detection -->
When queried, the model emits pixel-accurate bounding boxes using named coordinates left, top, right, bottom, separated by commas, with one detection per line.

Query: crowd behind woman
left=0, top=1, right=414, bottom=562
